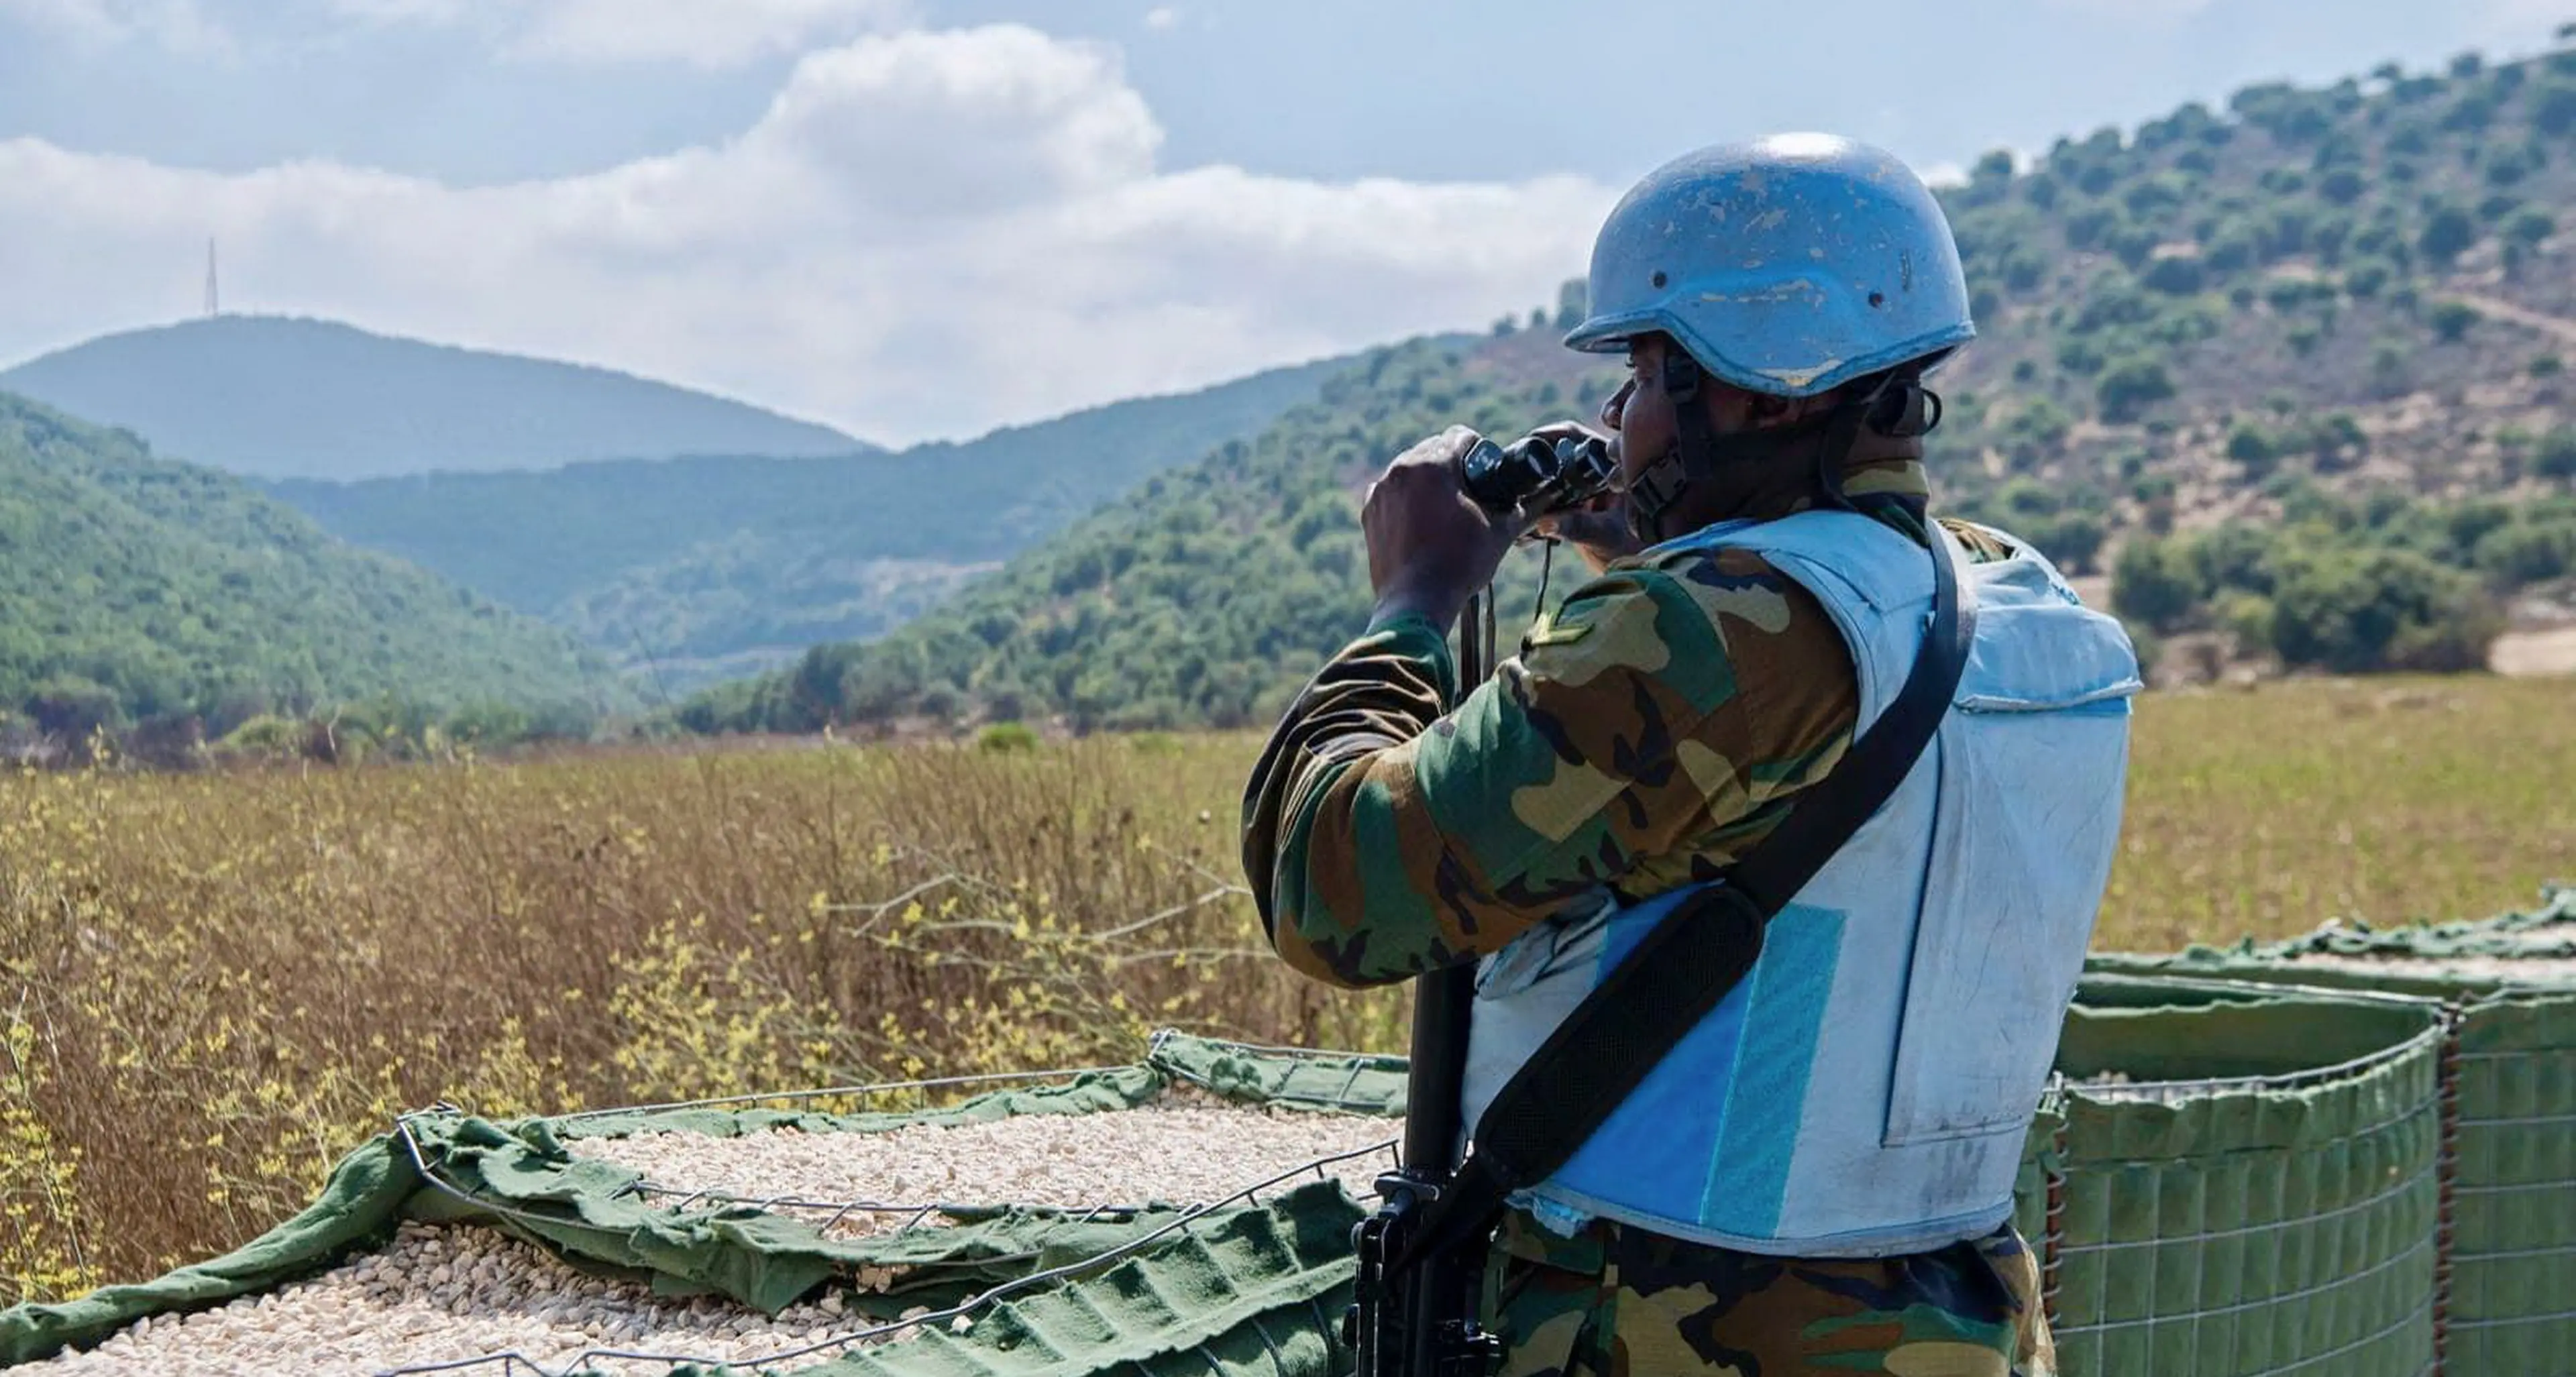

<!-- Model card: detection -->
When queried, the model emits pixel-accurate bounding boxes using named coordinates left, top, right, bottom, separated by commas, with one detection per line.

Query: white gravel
left=2069, top=1069, right=2202, bottom=1105
left=571, top=1092, right=1401, bottom=1241
left=33, top=1089, right=1401, bottom=1376
left=2271, top=950, right=2576, bottom=983
left=27, top=1221, right=899, bottom=1376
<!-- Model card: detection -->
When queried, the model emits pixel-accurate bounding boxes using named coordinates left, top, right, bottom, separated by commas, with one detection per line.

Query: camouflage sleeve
left=1239, top=549, right=1858, bottom=990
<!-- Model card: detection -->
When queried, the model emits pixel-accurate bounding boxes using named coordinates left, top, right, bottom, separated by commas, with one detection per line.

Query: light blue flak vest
left=1458, top=510, right=2141, bottom=1258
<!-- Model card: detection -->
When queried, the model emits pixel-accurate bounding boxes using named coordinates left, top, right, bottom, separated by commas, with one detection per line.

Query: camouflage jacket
left=1238, top=438, right=2051, bottom=1372
left=1240, top=442, right=2001, bottom=989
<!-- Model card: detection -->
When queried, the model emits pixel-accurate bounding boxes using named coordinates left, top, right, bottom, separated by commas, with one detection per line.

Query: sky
left=0, top=0, right=2569, bottom=447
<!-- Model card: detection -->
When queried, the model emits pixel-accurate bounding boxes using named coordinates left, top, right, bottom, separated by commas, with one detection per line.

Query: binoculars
left=1456, top=431, right=1617, bottom=518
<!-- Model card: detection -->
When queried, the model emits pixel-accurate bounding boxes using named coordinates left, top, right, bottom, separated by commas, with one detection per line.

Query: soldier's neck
left=1673, top=430, right=1931, bottom=534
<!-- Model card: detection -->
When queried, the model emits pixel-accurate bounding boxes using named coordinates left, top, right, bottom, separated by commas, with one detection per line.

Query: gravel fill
left=35, top=1089, right=1402, bottom=1376
left=2268, top=951, right=2576, bottom=983
left=2070, top=1069, right=2203, bottom=1105
left=572, top=1091, right=1401, bottom=1240
left=26, top=1221, right=890, bottom=1376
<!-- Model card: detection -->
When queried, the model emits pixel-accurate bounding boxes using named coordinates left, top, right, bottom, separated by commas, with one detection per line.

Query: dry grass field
left=3, top=673, right=2570, bottom=1304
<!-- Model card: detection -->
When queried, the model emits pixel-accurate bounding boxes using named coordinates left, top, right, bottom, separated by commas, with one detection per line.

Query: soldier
left=1242, top=135, right=2139, bottom=1376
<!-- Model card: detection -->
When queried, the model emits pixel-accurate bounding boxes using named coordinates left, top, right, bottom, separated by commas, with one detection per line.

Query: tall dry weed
left=0, top=737, right=1400, bottom=1293
left=1, top=675, right=2568, bottom=1297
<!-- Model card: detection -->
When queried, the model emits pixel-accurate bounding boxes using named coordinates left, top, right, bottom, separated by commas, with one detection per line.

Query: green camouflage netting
left=0, top=985, right=2541, bottom=1377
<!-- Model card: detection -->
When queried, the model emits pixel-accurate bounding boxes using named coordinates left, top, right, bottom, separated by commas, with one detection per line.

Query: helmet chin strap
left=1622, top=353, right=1717, bottom=548
left=1622, top=354, right=1943, bottom=548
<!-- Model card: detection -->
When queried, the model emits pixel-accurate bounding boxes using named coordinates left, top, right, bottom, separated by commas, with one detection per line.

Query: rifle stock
left=1343, top=588, right=1503, bottom=1377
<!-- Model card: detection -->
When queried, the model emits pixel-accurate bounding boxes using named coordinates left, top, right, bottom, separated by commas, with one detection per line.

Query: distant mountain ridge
left=682, top=41, right=2576, bottom=734
left=264, top=349, right=1381, bottom=688
left=0, top=315, right=871, bottom=480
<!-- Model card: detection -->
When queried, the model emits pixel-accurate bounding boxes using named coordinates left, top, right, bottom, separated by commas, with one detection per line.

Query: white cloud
left=512, top=0, right=912, bottom=66
left=0, top=0, right=229, bottom=52
left=1143, top=6, right=1180, bottom=30
left=323, top=0, right=915, bottom=68
left=0, top=23, right=1614, bottom=445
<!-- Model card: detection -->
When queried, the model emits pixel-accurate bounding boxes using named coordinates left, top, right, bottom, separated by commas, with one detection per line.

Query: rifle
left=1341, top=586, right=1505, bottom=1377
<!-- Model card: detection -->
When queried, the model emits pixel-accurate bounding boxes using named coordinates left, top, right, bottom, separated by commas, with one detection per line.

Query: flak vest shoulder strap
left=1391, top=518, right=1981, bottom=1273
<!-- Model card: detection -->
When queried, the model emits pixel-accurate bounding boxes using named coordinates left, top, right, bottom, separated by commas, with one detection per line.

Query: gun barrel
left=1401, top=964, right=1474, bottom=1172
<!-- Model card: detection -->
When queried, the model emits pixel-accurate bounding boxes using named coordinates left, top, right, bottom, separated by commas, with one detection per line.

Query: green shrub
left=2143, top=256, right=2205, bottom=294
left=2431, top=300, right=2480, bottom=342
left=2266, top=547, right=2498, bottom=673
left=2485, top=145, right=2536, bottom=187
left=2096, top=358, right=2177, bottom=423
left=2204, top=231, right=2261, bottom=272
left=2004, top=397, right=2075, bottom=455
left=2475, top=520, right=2576, bottom=584
left=975, top=721, right=1040, bottom=753
left=2112, top=538, right=2202, bottom=632
left=2442, top=92, right=2500, bottom=133
left=2538, top=429, right=2576, bottom=480
left=2537, top=79, right=2576, bottom=135
left=2227, top=424, right=2277, bottom=472
left=21, top=677, right=123, bottom=740
left=2419, top=205, right=2479, bottom=266
left=2310, top=216, right=2353, bottom=263
left=2265, top=278, right=2332, bottom=312
left=2065, top=205, right=2123, bottom=251
left=2215, top=592, right=2279, bottom=651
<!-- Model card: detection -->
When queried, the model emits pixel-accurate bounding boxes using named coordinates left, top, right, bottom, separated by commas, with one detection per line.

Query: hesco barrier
left=2093, top=885, right=2576, bottom=1377
left=0, top=982, right=2507, bottom=1377
left=2021, top=974, right=2448, bottom=1377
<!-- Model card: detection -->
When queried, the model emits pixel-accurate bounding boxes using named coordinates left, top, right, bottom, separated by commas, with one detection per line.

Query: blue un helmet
left=1564, top=134, right=1974, bottom=542
left=1566, top=133, right=1974, bottom=394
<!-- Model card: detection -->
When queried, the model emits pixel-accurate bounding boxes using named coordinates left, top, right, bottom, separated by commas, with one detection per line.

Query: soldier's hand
left=1362, top=425, right=1520, bottom=630
left=1534, top=493, right=1645, bottom=573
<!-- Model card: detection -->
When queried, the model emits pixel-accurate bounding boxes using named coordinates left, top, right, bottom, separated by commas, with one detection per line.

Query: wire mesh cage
left=2022, top=975, right=2451, bottom=1377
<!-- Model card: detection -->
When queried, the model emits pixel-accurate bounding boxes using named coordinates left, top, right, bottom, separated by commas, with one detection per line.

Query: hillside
left=0, top=390, right=627, bottom=753
left=266, top=350, right=1369, bottom=688
left=0, top=315, right=868, bottom=480
left=1917, top=46, right=2576, bottom=539
left=684, top=42, right=2576, bottom=734
left=682, top=333, right=1615, bottom=732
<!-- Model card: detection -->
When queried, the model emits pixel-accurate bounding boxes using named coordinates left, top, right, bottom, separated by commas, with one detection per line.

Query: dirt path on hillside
left=2440, top=292, right=2576, bottom=346
left=2491, top=626, right=2576, bottom=677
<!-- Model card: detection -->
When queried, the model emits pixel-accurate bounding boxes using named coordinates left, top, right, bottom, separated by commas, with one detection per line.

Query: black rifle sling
left=1391, top=520, right=1980, bottom=1273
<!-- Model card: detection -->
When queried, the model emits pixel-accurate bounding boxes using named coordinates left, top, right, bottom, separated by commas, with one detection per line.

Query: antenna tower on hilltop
left=205, top=238, right=219, bottom=317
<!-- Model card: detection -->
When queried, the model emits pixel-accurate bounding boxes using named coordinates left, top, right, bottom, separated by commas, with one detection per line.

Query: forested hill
left=685, top=41, right=2576, bottom=734
left=682, top=333, right=1616, bottom=732
left=0, top=392, right=627, bottom=751
left=266, top=350, right=1370, bottom=689
left=0, top=315, right=869, bottom=480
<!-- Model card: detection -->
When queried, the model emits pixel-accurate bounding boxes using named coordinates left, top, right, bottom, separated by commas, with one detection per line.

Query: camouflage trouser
left=1479, top=1207, right=2055, bottom=1377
